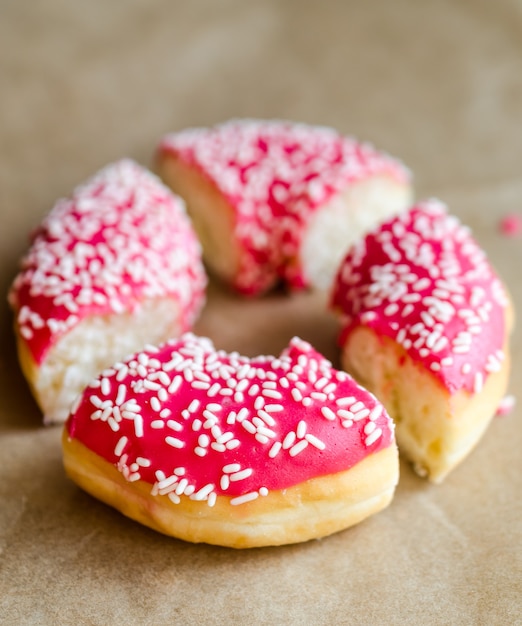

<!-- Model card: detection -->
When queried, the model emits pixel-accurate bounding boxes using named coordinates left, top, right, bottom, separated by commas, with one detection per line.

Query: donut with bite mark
left=62, top=334, right=399, bottom=548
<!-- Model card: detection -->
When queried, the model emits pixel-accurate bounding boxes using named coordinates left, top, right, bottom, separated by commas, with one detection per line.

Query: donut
left=156, top=119, right=412, bottom=295
left=8, top=160, right=207, bottom=424
left=62, top=334, right=399, bottom=548
left=330, top=199, right=514, bottom=483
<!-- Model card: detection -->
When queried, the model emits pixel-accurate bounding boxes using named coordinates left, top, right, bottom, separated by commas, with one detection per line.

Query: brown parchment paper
left=1, top=1, right=521, bottom=624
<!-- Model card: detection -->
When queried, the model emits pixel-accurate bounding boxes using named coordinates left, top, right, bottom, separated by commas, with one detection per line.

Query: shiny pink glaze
left=66, top=334, right=394, bottom=507
left=159, top=119, right=410, bottom=295
left=331, top=200, right=509, bottom=395
left=9, top=160, right=207, bottom=365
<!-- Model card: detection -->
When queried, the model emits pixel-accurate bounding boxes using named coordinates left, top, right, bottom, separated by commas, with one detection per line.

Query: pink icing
left=331, top=199, right=509, bottom=395
left=66, top=334, right=394, bottom=507
left=159, top=119, right=410, bottom=295
left=8, top=160, right=207, bottom=365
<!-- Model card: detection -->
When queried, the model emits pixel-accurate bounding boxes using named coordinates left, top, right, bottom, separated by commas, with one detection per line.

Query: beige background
left=1, top=1, right=521, bottom=624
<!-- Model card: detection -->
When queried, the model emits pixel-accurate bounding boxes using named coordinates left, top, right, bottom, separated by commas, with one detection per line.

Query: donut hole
left=19, top=298, right=183, bottom=424
left=301, top=176, right=412, bottom=292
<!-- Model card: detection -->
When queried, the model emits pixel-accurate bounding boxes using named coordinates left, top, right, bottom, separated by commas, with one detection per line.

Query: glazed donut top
left=66, top=334, right=394, bottom=506
left=159, top=119, right=410, bottom=294
left=9, top=160, right=206, bottom=365
left=331, top=199, right=509, bottom=394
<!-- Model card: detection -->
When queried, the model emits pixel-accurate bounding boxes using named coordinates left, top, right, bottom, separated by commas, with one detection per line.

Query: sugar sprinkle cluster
left=9, top=160, right=206, bottom=364
left=331, top=199, right=509, bottom=394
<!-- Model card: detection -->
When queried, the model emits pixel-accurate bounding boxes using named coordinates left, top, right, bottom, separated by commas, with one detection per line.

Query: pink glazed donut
left=62, top=334, right=399, bottom=548
left=330, top=199, right=513, bottom=482
left=156, top=119, right=412, bottom=295
left=9, top=160, right=207, bottom=423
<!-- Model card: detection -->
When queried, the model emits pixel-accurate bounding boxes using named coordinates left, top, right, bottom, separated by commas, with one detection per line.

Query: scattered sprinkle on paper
left=499, top=213, right=522, bottom=237
left=495, top=394, right=516, bottom=417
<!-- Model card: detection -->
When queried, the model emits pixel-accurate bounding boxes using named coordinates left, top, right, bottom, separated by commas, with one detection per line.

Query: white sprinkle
left=384, top=303, right=399, bottom=316
left=168, top=492, right=181, bottom=504
left=236, top=407, right=250, bottom=422
left=191, top=484, right=215, bottom=501
left=90, top=395, right=104, bottom=409
left=207, top=492, right=217, bottom=507
left=223, top=463, right=241, bottom=473
left=194, top=446, right=207, bottom=457
left=168, top=376, right=182, bottom=394
left=248, top=384, right=260, bottom=396
left=208, top=383, right=221, bottom=396
left=282, top=431, right=296, bottom=449
left=315, top=377, right=328, bottom=390
left=289, top=440, right=309, bottom=456
left=259, top=487, right=269, bottom=497
left=264, top=403, right=284, bottom=412
left=291, top=388, right=303, bottom=402
left=353, top=408, right=371, bottom=421
left=114, top=436, right=128, bottom=456
left=305, top=433, right=326, bottom=450
left=158, top=475, right=179, bottom=491
left=241, top=420, right=257, bottom=434
left=365, top=428, right=383, bottom=446
left=254, top=396, right=265, bottom=410
left=115, top=384, right=126, bottom=406
left=165, top=436, right=185, bottom=449
left=321, top=406, right=336, bottom=421
left=150, top=396, right=161, bottom=412
left=364, top=421, right=376, bottom=435
left=337, top=409, right=354, bottom=420
left=230, top=492, right=259, bottom=506
left=474, top=372, right=484, bottom=393
left=269, top=441, right=282, bottom=458
left=151, top=420, right=164, bottom=429
left=192, top=381, right=210, bottom=390
left=262, top=389, right=283, bottom=399
left=336, top=397, right=355, bottom=407
left=296, top=420, right=307, bottom=439
left=202, top=409, right=218, bottom=423
left=452, top=345, right=470, bottom=354
left=230, top=468, right=253, bottom=482
left=101, top=378, right=111, bottom=396
left=257, top=409, right=276, bottom=426
left=175, top=478, right=189, bottom=495
left=323, top=382, right=337, bottom=395
left=134, top=415, right=144, bottom=438
left=198, top=434, right=210, bottom=447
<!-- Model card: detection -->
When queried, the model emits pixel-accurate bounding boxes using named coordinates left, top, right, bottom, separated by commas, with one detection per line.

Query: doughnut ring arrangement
left=8, top=119, right=514, bottom=547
